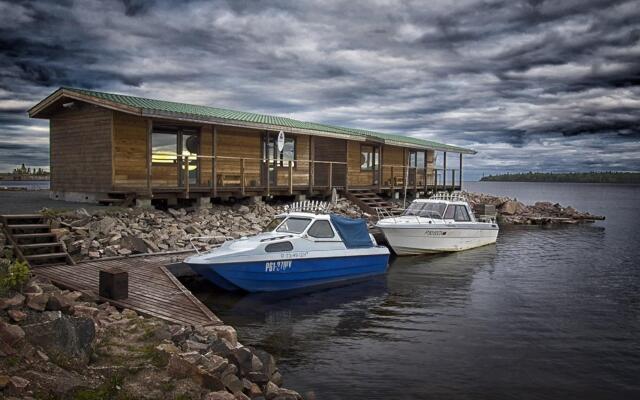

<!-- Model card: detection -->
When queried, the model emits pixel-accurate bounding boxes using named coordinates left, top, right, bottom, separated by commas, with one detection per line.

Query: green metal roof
left=35, top=87, right=475, bottom=154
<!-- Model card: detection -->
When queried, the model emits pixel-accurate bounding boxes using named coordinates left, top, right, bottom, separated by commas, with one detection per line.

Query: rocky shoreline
left=463, top=191, right=605, bottom=225
left=0, top=276, right=305, bottom=400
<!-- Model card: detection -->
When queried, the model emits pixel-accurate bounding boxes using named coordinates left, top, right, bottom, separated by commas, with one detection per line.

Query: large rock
left=46, top=292, right=73, bottom=312
left=250, top=347, right=277, bottom=377
left=204, top=391, right=236, bottom=400
left=120, top=236, right=149, bottom=254
left=6, top=376, right=30, bottom=395
left=26, top=293, right=50, bottom=311
left=499, top=200, right=524, bottom=215
left=22, top=312, right=95, bottom=368
left=0, top=320, right=25, bottom=356
left=88, top=216, right=116, bottom=236
left=221, top=373, right=244, bottom=394
left=0, top=293, right=25, bottom=309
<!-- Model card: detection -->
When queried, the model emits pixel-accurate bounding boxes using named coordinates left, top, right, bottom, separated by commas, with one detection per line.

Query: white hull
left=379, top=225, right=498, bottom=255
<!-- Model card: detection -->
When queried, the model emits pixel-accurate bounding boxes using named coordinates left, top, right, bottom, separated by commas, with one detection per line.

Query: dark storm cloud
left=0, top=0, right=639, bottom=177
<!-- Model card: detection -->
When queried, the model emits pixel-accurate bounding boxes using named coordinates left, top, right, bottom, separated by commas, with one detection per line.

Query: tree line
left=480, top=171, right=640, bottom=184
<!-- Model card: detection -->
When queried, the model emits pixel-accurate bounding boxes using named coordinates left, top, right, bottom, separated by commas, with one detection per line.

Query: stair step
left=1, top=214, right=43, bottom=220
left=25, top=252, right=68, bottom=261
left=12, top=233, right=56, bottom=239
left=7, top=224, right=50, bottom=230
left=19, top=242, right=61, bottom=249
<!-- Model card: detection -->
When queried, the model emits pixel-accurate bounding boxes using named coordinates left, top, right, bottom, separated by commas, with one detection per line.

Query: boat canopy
left=329, top=214, right=373, bottom=249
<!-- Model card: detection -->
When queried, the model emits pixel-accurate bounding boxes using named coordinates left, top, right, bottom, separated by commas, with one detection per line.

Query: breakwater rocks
left=44, top=199, right=364, bottom=262
left=0, top=276, right=304, bottom=399
left=463, top=191, right=605, bottom=225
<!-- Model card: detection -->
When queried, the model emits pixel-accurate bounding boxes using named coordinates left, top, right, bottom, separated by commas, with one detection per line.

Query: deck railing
left=144, top=153, right=461, bottom=196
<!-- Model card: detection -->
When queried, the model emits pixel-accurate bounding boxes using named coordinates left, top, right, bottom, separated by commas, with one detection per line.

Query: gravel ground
left=0, top=190, right=108, bottom=214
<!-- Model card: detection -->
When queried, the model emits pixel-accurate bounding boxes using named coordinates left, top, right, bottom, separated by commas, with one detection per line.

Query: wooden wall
left=200, top=125, right=213, bottom=186
left=275, top=134, right=309, bottom=186
left=216, top=126, right=262, bottom=187
left=313, top=137, right=347, bottom=187
left=381, top=145, right=406, bottom=186
left=50, top=103, right=112, bottom=193
left=113, top=112, right=147, bottom=188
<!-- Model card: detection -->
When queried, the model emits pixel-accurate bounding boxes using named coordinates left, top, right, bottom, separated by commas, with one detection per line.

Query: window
left=360, top=145, right=379, bottom=171
left=263, top=217, right=286, bottom=232
left=409, top=151, right=425, bottom=168
left=265, top=135, right=296, bottom=167
left=265, top=241, right=293, bottom=252
left=454, top=205, right=471, bottom=222
left=152, top=132, right=178, bottom=164
left=276, top=217, right=311, bottom=234
left=307, top=220, right=335, bottom=238
left=151, top=125, right=200, bottom=184
left=403, top=202, right=447, bottom=218
left=444, top=205, right=455, bottom=219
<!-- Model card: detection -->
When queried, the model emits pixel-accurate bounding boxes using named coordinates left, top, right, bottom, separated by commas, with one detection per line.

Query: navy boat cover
left=330, top=214, right=373, bottom=248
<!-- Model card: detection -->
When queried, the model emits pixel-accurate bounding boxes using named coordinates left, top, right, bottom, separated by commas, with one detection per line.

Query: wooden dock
left=33, top=253, right=221, bottom=327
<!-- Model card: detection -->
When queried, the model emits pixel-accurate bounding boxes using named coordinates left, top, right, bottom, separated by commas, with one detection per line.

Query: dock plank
left=33, top=254, right=221, bottom=327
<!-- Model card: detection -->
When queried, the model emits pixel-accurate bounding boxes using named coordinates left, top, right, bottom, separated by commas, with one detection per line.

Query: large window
left=265, top=134, right=296, bottom=167
left=360, top=145, right=379, bottom=171
left=409, top=151, right=425, bottom=168
left=276, top=217, right=311, bottom=234
left=151, top=125, right=200, bottom=184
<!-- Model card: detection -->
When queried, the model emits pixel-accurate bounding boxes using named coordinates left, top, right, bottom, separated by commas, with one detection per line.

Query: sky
left=1, top=0, right=639, bottom=180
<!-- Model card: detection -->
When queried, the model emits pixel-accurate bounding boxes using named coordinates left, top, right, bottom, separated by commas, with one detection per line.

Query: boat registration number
left=265, top=260, right=293, bottom=272
left=424, top=230, right=447, bottom=236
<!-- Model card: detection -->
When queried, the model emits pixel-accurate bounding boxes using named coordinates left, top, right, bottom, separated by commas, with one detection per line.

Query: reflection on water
left=187, top=183, right=640, bottom=399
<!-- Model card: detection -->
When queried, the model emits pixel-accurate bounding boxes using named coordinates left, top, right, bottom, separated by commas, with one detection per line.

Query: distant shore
left=480, top=171, right=640, bottom=184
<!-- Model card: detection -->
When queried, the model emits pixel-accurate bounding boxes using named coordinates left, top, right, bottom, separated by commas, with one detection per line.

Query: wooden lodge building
left=29, top=87, right=475, bottom=208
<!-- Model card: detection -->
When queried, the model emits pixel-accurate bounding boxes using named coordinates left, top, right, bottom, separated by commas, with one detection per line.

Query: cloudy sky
left=1, top=0, right=639, bottom=179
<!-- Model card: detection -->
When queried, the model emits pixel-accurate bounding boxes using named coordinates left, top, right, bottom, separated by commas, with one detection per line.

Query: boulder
left=7, top=309, right=27, bottom=322
left=195, top=366, right=226, bottom=391
left=26, top=293, right=50, bottom=311
left=229, top=347, right=253, bottom=372
left=273, top=387, right=302, bottom=400
left=0, top=293, right=25, bottom=309
left=222, top=373, right=244, bottom=394
left=264, top=382, right=279, bottom=400
left=166, top=352, right=199, bottom=378
left=250, top=347, right=277, bottom=377
left=89, top=216, right=116, bottom=236
left=120, top=236, right=148, bottom=254
left=0, top=375, right=9, bottom=389
left=209, top=325, right=238, bottom=347
left=6, top=376, right=29, bottom=395
left=238, top=206, right=250, bottom=214
left=22, top=313, right=95, bottom=368
left=249, top=382, right=263, bottom=398
left=204, top=391, right=236, bottom=400
left=499, top=200, right=524, bottom=215
left=0, top=320, right=25, bottom=356
left=46, top=292, right=74, bottom=312
left=271, top=371, right=283, bottom=386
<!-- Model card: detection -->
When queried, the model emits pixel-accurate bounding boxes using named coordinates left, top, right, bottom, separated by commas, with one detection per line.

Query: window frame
left=453, top=205, right=471, bottom=222
left=360, top=144, right=379, bottom=172
left=265, top=241, right=294, bottom=252
left=276, top=217, right=312, bottom=234
left=306, top=220, right=336, bottom=239
left=151, top=124, right=201, bottom=185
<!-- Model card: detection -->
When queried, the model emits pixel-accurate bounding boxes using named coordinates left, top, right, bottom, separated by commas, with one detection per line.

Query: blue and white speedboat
left=185, top=202, right=390, bottom=292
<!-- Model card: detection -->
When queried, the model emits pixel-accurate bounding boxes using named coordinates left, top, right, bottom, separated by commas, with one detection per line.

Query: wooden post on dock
left=99, top=267, right=128, bottom=300
left=241, top=158, right=246, bottom=196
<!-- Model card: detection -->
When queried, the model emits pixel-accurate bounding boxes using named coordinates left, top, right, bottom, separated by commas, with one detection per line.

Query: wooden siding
left=200, top=125, right=213, bottom=186
left=274, top=134, right=309, bottom=186
left=113, top=112, right=148, bottom=188
left=381, top=145, right=406, bottom=186
left=216, top=126, right=262, bottom=187
left=50, top=103, right=112, bottom=193
left=313, top=137, right=347, bottom=187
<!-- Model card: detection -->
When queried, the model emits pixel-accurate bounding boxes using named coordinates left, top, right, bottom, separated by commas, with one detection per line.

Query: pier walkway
left=33, top=253, right=221, bottom=327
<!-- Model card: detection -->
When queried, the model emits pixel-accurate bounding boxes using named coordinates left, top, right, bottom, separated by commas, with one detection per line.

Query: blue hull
left=188, top=254, right=390, bottom=292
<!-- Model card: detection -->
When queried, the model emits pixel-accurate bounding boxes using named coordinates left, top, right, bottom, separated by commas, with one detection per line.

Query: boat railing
left=430, top=191, right=468, bottom=203
left=188, top=236, right=230, bottom=254
left=285, top=200, right=332, bottom=214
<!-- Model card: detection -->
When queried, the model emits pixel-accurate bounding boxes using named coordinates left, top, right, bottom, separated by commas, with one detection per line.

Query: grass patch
left=73, top=375, right=131, bottom=400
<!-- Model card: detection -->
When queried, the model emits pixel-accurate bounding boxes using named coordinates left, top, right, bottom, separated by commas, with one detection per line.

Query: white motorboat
left=376, top=192, right=499, bottom=255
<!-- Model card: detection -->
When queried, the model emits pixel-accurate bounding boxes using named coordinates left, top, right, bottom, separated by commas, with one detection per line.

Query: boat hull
left=379, top=225, right=498, bottom=255
left=188, top=253, right=390, bottom=292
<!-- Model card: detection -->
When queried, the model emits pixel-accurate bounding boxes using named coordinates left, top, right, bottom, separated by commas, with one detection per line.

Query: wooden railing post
left=345, top=160, right=349, bottom=191
left=443, top=151, right=447, bottom=190
left=309, top=160, right=314, bottom=193
left=391, top=166, right=395, bottom=192
left=434, top=169, right=438, bottom=192
left=241, top=158, right=246, bottom=196
left=288, top=160, right=293, bottom=195
left=146, top=119, right=152, bottom=198
left=328, top=162, right=333, bottom=192
left=459, top=153, right=463, bottom=191
left=266, top=159, right=270, bottom=197
left=184, top=155, right=190, bottom=197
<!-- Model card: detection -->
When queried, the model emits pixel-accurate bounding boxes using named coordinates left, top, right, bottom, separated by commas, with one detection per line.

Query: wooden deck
left=33, top=253, right=221, bottom=327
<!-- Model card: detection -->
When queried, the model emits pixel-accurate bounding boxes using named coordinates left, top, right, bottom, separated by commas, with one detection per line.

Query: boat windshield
left=276, top=217, right=312, bottom=234
left=403, top=202, right=447, bottom=219
left=263, top=216, right=286, bottom=232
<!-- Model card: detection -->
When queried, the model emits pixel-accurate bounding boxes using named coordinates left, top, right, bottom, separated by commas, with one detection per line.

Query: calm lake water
left=188, top=182, right=640, bottom=399
left=0, top=180, right=50, bottom=190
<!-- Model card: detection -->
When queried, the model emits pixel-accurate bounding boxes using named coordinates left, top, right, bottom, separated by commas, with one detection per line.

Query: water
left=188, top=182, right=640, bottom=399
left=0, top=180, right=50, bottom=190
